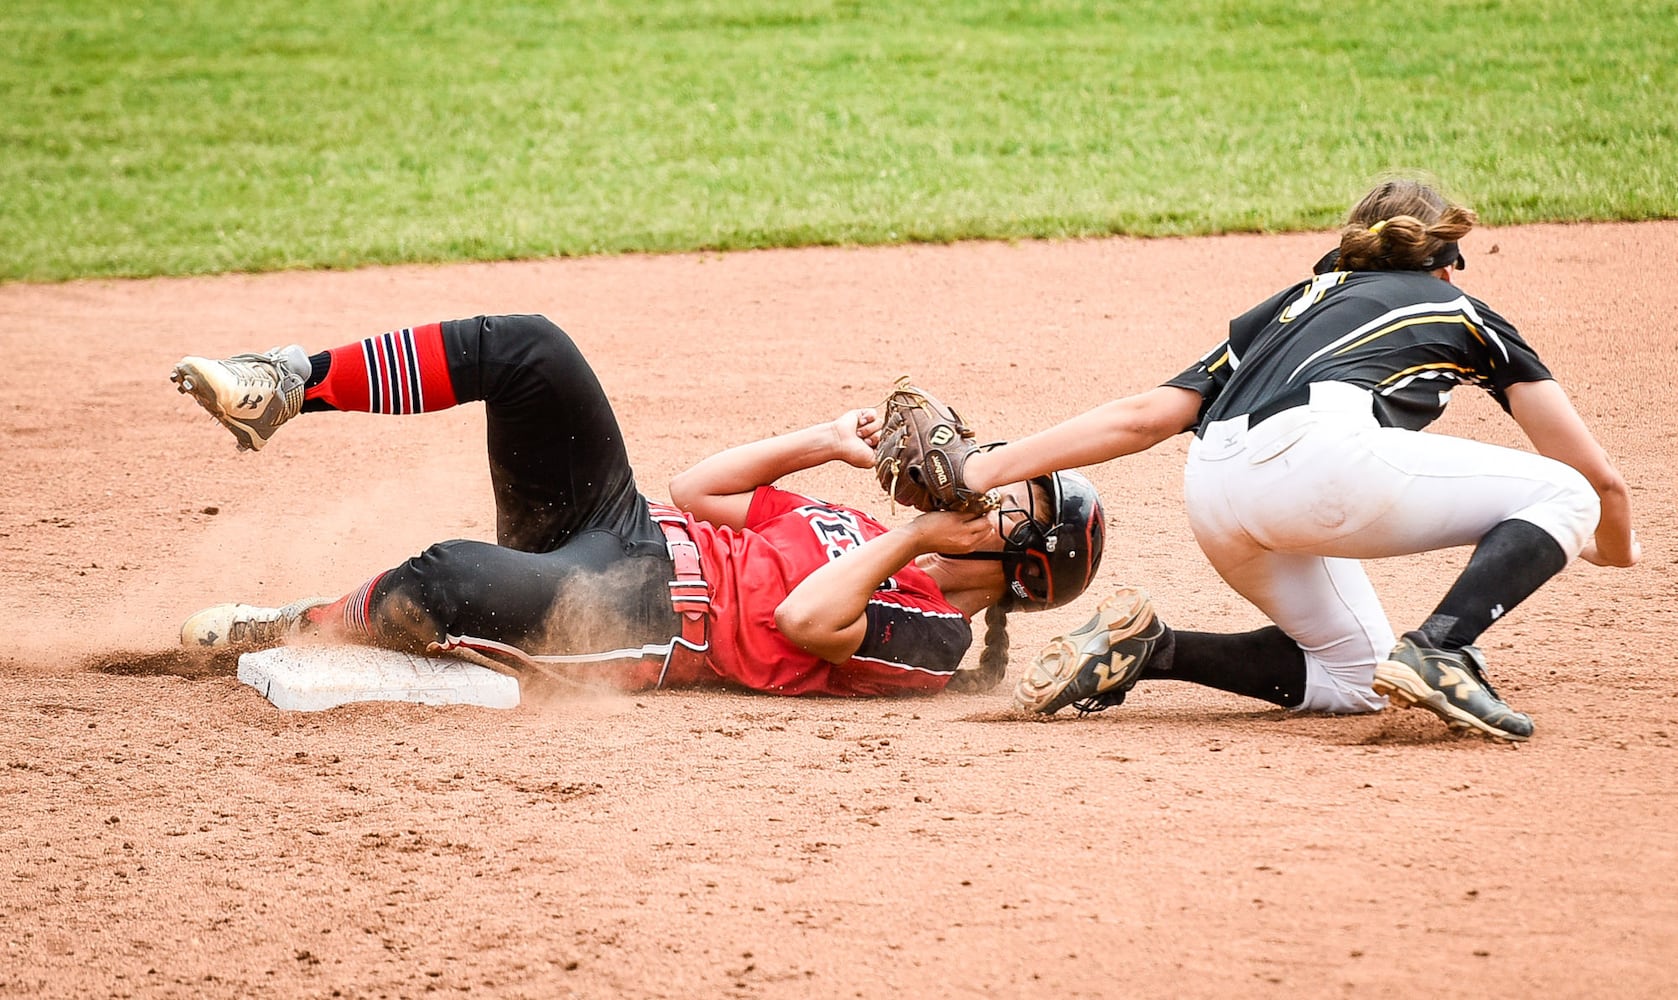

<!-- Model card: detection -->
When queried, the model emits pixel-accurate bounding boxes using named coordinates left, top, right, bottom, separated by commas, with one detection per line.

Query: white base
left=237, top=645, right=520, bottom=712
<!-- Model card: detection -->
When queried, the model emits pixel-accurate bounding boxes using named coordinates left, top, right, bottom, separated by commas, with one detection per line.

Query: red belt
left=648, top=502, right=711, bottom=687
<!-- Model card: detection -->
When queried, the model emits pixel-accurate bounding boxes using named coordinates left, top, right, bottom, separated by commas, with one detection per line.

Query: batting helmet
left=953, top=469, right=1106, bottom=612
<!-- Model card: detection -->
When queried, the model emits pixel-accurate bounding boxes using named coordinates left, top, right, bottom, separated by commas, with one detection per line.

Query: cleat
left=170, top=346, right=311, bottom=452
left=1373, top=632, right=1533, bottom=742
left=1014, top=585, right=1167, bottom=715
left=180, top=597, right=332, bottom=651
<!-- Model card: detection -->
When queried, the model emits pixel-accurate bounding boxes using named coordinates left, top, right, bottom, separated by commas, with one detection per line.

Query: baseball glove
left=872, top=377, right=999, bottom=515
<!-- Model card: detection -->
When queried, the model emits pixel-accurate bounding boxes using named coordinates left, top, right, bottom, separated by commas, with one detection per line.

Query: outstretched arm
left=961, top=385, right=1202, bottom=492
left=774, top=511, right=994, bottom=663
left=669, top=408, right=882, bottom=529
left=1505, top=380, right=1638, bottom=567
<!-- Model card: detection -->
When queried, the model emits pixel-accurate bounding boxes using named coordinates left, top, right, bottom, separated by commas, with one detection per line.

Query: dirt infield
left=3, top=225, right=1675, bottom=999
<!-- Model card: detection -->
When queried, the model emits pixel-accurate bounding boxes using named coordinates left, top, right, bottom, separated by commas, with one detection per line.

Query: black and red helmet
left=993, top=470, right=1106, bottom=611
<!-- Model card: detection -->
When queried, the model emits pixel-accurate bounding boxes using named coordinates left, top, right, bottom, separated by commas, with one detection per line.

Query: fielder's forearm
left=965, top=386, right=1200, bottom=491
left=1507, top=379, right=1638, bottom=566
left=1587, top=479, right=1637, bottom=566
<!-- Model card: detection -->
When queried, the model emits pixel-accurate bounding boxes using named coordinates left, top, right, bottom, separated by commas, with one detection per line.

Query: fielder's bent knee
left=1513, top=464, right=1599, bottom=559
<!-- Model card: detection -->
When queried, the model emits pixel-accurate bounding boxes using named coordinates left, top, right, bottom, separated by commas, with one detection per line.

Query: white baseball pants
left=1183, top=381, right=1599, bottom=713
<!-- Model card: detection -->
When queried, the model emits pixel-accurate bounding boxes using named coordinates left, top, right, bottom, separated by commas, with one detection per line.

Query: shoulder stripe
left=1284, top=295, right=1490, bottom=384
left=1332, top=313, right=1478, bottom=357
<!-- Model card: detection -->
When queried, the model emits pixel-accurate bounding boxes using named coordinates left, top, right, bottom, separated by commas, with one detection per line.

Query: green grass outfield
left=5, top=0, right=1675, bottom=282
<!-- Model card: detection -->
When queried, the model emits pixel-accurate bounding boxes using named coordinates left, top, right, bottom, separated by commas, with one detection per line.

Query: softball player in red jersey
left=169, top=314, right=1105, bottom=697
left=964, top=178, right=1637, bottom=740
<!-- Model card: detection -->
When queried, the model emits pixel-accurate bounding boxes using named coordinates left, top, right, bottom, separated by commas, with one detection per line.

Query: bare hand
left=908, top=510, right=996, bottom=555
left=832, top=407, right=882, bottom=469
left=1579, top=531, right=1640, bottom=568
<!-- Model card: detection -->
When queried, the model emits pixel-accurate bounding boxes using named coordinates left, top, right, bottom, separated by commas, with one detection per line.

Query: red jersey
left=674, top=486, right=973, bottom=696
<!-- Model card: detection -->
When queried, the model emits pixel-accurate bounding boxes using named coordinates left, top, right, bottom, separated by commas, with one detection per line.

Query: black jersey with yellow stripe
left=1166, top=270, right=1552, bottom=435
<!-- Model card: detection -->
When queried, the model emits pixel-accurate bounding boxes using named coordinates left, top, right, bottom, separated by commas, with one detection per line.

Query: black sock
left=301, top=351, right=336, bottom=413
left=1141, top=625, right=1306, bottom=708
left=1419, top=519, right=1568, bottom=649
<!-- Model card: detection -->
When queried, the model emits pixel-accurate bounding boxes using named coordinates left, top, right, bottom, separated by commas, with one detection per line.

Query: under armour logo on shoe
left=238, top=393, right=264, bottom=409
left=1094, top=652, right=1137, bottom=692
left=1434, top=663, right=1485, bottom=700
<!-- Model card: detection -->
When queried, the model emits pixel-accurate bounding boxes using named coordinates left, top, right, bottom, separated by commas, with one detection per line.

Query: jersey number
left=1280, top=272, right=1346, bottom=323
left=803, top=508, right=868, bottom=560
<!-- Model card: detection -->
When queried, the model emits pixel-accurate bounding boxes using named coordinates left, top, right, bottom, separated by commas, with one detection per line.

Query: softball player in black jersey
left=964, top=178, right=1638, bottom=740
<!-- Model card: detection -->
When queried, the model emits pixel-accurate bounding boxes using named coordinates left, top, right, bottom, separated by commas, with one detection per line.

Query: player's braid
left=979, top=602, right=1010, bottom=681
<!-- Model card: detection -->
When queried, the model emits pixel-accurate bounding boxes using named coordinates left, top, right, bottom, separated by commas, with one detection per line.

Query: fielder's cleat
left=170, top=346, right=311, bottom=452
left=1372, top=631, right=1534, bottom=742
left=1014, top=585, right=1166, bottom=715
left=180, top=597, right=331, bottom=651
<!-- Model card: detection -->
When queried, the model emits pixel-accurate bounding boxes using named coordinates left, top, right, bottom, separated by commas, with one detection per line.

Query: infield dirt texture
left=3, top=224, right=1675, bottom=998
